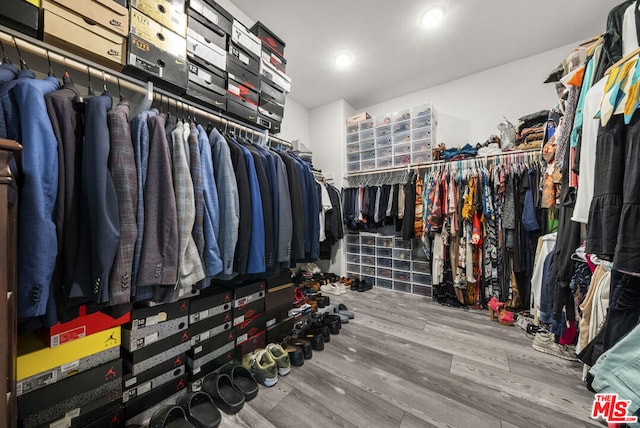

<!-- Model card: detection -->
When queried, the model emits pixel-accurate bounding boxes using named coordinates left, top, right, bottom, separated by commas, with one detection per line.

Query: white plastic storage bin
left=393, top=120, right=410, bottom=134
left=361, top=235, right=376, bottom=246
left=413, top=273, right=432, bottom=285
left=376, top=278, right=392, bottom=289
left=393, top=259, right=411, bottom=272
left=411, top=115, right=431, bottom=129
left=411, top=103, right=432, bottom=118
left=393, top=248, right=411, bottom=260
left=347, top=133, right=359, bottom=144
left=346, top=263, right=360, bottom=274
left=376, top=147, right=392, bottom=159
left=361, top=245, right=376, bottom=256
left=394, top=154, right=411, bottom=166
left=361, top=149, right=376, bottom=161
left=375, top=135, right=393, bottom=148
left=359, top=128, right=374, bottom=141
left=412, top=151, right=432, bottom=164
left=376, top=125, right=392, bottom=137
left=413, top=285, right=432, bottom=297
left=375, top=114, right=392, bottom=127
left=377, top=257, right=392, bottom=268
left=361, top=255, right=376, bottom=266
left=359, top=118, right=374, bottom=131
left=347, top=152, right=360, bottom=163
left=394, top=281, right=412, bottom=293
left=346, top=234, right=359, bottom=244
left=346, top=254, right=361, bottom=264
left=412, top=139, right=431, bottom=153
left=377, top=267, right=392, bottom=278
left=393, top=131, right=411, bottom=145
left=360, top=140, right=375, bottom=152
left=346, top=142, right=360, bottom=154
left=347, top=162, right=360, bottom=173
left=393, top=270, right=411, bottom=282
left=377, top=247, right=392, bottom=258
left=393, top=143, right=411, bottom=155
left=376, top=236, right=393, bottom=247
left=412, top=127, right=432, bottom=141
left=347, top=123, right=359, bottom=134
left=376, top=157, right=393, bottom=169
left=362, top=266, right=376, bottom=276
left=394, top=238, right=411, bottom=249
left=393, top=109, right=411, bottom=122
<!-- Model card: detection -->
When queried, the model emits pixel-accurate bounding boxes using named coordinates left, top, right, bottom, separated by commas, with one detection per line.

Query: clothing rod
left=268, top=135, right=293, bottom=148
left=0, top=24, right=288, bottom=141
left=344, top=148, right=541, bottom=178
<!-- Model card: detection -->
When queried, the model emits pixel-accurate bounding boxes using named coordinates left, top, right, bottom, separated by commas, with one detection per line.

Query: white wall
left=309, top=99, right=355, bottom=275
left=357, top=42, right=577, bottom=148
left=279, top=96, right=310, bottom=144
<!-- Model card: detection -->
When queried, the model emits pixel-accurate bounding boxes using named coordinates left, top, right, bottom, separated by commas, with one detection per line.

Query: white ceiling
left=231, top=0, right=619, bottom=111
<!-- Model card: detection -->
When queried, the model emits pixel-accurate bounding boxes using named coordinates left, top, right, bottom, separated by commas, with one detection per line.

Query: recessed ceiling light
left=420, top=6, right=445, bottom=29
left=334, top=52, right=353, bottom=69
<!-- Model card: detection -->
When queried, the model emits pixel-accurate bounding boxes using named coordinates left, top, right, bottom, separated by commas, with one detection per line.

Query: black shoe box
left=266, top=270, right=293, bottom=289
left=261, top=46, right=287, bottom=74
left=189, top=310, right=233, bottom=346
left=227, top=280, right=267, bottom=307
left=127, top=300, right=189, bottom=330
left=265, top=282, right=294, bottom=324
left=266, top=316, right=296, bottom=343
left=260, top=57, right=291, bottom=94
left=227, top=59, right=260, bottom=92
left=227, top=78, right=259, bottom=111
left=235, top=314, right=266, bottom=345
left=234, top=298, right=265, bottom=326
left=189, top=286, right=233, bottom=324
left=228, top=42, right=260, bottom=76
left=188, top=350, right=234, bottom=391
left=19, top=359, right=123, bottom=428
left=122, top=315, right=188, bottom=352
left=227, top=97, right=258, bottom=123
left=187, top=8, right=226, bottom=51
left=231, top=19, right=261, bottom=60
left=257, top=113, right=281, bottom=134
left=185, top=60, right=227, bottom=111
left=122, top=352, right=186, bottom=403
left=234, top=329, right=266, bottom=359
left=124, top=33, right=188, bottom=94
left=259, top=98, right=284, bottom=122
left=124, top=374, right=188, bottom=421
left=71, top=401, right=124, bottom=428
left=260, top=80, right=287, bottom=107
left=188, top=0, right=232, bottom=38
left=0, top=0, right=39, bottom=38
left=187, top=330, right=236, bottom=373
left=250, top=21, right=285, bottom=61
left=187, top=18, right=227, bottom=71
left=123, top=331, right=191, bottom=376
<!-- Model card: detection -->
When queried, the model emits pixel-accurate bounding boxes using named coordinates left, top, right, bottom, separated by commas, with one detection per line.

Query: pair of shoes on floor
left=199, top=364, right=259, bottom=416
left=514, top=313, right=535, bottom=331
left=531, top=328, right=578, bottom=362
left=317, top=303, right=355, bottom=324
left=320, top=283, right=347, bottom=295
left=281, top=335, right=313, bottom=367
left=487, top=296, right=515, bottom=326
left=242, top=343, right=291, bottom=387
left=351, top=279, right=372, bottom=292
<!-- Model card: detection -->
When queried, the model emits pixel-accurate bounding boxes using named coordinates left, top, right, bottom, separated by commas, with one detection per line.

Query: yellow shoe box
left=17, top=326, right=121, bottom=381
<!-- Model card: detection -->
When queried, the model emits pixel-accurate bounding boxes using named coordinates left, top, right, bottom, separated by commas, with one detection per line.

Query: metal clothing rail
left=345, top=148, right=541, bottom=178
left=0, top=24, right=293, bottom=145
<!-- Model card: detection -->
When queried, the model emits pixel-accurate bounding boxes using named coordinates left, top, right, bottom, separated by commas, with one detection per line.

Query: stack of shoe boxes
left=186, top=287, right=235, bottom=392
left=185, top=0, right=232, bottom=111
left=265, top=271, right=296, bottom=343
left=16, top=327, right=124, bottom=427
left=0, top=0, right=40, bottom=38
left=122, top=301, right=191, bottom=422
left=125, top=0, right=188, bottom=92
left=226, top=19, right=262, bottom=123
left=230, top=281, right=267, bottom=358
left=250, top=22, right=291, bottom=134
left=40, top=0, right=129, bottom=68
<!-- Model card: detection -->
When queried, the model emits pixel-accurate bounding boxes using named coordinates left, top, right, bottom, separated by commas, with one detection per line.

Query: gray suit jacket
left=274, top=153, right=292, bottom=263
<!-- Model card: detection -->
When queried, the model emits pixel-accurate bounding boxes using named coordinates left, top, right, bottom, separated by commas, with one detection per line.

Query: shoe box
left=234, top=328, right=266, bottom=359
left=261, top=45, right=286, bottom=74
left=17, top=343, right=120, bottom=397
left=123, top=329, right=191, bottom=376
left=185, top=60, right=227, bottom=111
left=259, top=57, right=292, bottom=94
left=257, top=113, right=281, bottom=134
left=227, top=280, right=266, bottom=307
left=227, top=58, right=260, bottom=92
left=250, top=21, right=285, bottom=63
left=121, top=314, right=188, bottom=352
left=228, top=41, right=261, bottom=76
left=267, top=270, right=293, bottom=289
left=0, top=0, right=39, bottom=38
left=128, top=299, right=190, bottom=330
left=189, top=286, right=232, bottom=325
left=227, top=75, right=259, bottom=111
left=187, top=16, right=227, bottom=71
left=227, top=95, right=259, bottom=123
left=17, top=326, right=121, bottom=387
left=231, top=19, right=262, bottom=60
left=42, top=0, right=127, bottom=69
left=190, top=309, right=233, bottom=347
left=265, top=282, right=294, bottom=328
left=124, top=372, right=188, bottom=422
left=130, top=8, right=186, bottom=59
left=266, top=315, right=296, bottom=344
left=187, top=329, right=236, bottom=374
left=71, top=401, right=124, bottom=428
left=129, top=0, right=187, bottom=37
left=187, top=348, right=233, bottom=391
left=122, top=352, right=186, bottom=403
left=188, top=0, right=232, bottom=50
left=38, top=304, right=130, bottom=348
left=18, top=359, right=123, bottom=428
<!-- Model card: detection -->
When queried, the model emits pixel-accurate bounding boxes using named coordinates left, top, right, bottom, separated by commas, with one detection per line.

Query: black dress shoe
left=222, top=364, right=259, bottom=401
left=308, top=326, right=330, bottom=343
left=282, top=342, right=304, bottom=367
left=202, top=373, right=245, bottom=415
left=323, top=315, right=341, bottom=334
left=149, top=405, right=195, bottom=428
left=290, top=338, right=313, bottom=359
left=305, top=331, right=324, bottom=351
left=179, top=391, right=221, bottom=428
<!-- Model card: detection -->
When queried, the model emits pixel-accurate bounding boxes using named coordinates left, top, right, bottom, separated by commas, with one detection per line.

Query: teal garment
left=590, top=322, right=640, bottom=426
left=570, top=57, right=596, bottom=149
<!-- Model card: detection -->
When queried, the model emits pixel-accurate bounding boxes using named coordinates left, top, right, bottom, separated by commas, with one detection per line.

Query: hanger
left=117, top=77, right=125, bottom=102
left=101, top=71, right=110, bottom=96
left=86, top=66, right=96, bottom=96
left=46, top=50, right=56, bottom=78
left=12, top=36, right=28, bottom=70
left=61, top=56, right=73, bottom=85
left=605, top=46, right=640, bottom=76
left=0, top=40, right=12, bottom=64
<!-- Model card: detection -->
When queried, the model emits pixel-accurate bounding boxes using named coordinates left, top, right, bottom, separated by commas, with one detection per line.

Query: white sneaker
left=335, top=283, right=347, bottom=295
left=320, top=284, right=341, bottom=296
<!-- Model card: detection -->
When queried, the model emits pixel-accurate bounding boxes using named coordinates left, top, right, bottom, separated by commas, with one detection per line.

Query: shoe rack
left=345, top=234, right=432, bottom=298
left=346, top=104, right=436, bottom=174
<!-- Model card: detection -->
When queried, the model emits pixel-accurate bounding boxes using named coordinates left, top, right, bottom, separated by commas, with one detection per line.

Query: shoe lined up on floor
left=202, top=373, right=245, bottom=414
left=178, top=391, right=221, bottom=428
left=221, top=364, right=259, bottom=401
left=242, top=348, right=279, bottom=387
left=266, top=343, right=292, bottom=376
left=149, top=405, right=195, bottom=428
left=531, top=327, right=578, bottom=362
left=487, top=296, right=515, bottom=326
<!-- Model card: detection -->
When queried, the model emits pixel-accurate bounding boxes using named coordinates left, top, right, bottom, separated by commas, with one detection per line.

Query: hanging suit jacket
left=14, top=76, right=60, bottom=320
left=107, top=101, right=137, bottom=308
left=189, top=124, right=206, bottom=287
left=136, top=113, right=179, bottom=288
left=255, top=145, right=280, bottom=263
left=197, top=125, right=223, bottom=282
left=209, top=128, right=239, bottom=277
left=131, top=109, right=157, bottom=300
left=273, top=152, right=292, bottom=264
left=71, top=94, right=119, bottom=305
left=171, top=121, right=205, bottom=289
left=0, top=69, right=35, bottom=141
left=45, top=83, right=84, bottom=322
left=225, top=134, right=252, bottom=275
left=277, top=151, right=304, bottom=260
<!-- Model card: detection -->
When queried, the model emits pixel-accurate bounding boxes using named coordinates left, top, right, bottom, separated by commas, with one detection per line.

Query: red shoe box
left=235, top=314, right=266, bottom=345
left=234, top=329, right=265, bottom=359
left=40, top=306, right=130, bottom=347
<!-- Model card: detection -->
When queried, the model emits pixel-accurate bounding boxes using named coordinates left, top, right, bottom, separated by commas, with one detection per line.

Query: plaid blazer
left=188, top=124, right=206, bottom=286
left=107, top=101, right=137, bottom=306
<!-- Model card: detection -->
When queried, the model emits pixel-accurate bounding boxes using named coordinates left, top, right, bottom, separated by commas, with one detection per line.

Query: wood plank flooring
left=220, top=287, right=599, bottom=428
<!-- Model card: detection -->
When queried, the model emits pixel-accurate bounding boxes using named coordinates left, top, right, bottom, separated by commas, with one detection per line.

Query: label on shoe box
left=188, top=350, right=234, bottom=388
left=187, top=341, right=235, bottom=373
left=189, top=287, right=232, bottom=323
left=130, top=0, right=187, bottom=37
left=124, top=341, right=191, bottom=376
left=233, top=290, right=265, bottom=308
left=123, top=352, right=185, bottom=391
left=128, top=300, right=189, bottom=330
left=122, top=365, right=185, bottom=403
left=122, top=316, right=188, bottom=352
left=233, top=299, right=265, bottom=325
left=123, top=375, right=187, bottom=420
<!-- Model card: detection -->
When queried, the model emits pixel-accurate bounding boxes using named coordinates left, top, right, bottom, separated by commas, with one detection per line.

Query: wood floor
left=220, top=287, right=599, bottom=428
